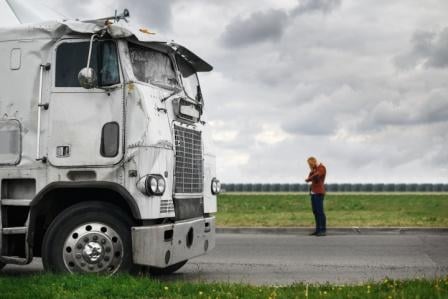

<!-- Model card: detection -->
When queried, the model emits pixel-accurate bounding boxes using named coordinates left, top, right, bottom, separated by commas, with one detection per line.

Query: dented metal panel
left=0, top=20, right=212, bottom=73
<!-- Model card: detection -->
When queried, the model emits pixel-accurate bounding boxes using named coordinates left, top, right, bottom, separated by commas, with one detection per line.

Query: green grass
left=217, top=194, right=448, bottom=227
left=0, top=274, right=446, bottom=298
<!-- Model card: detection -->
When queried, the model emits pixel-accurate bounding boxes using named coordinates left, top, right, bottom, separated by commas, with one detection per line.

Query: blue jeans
left=311, top=194, right=326, bottom=233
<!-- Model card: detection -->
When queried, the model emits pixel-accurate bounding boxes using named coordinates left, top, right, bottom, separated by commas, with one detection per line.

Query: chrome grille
left=160, top=199, right=175, bottom=214
left=174, top=125, right=203, bottom=193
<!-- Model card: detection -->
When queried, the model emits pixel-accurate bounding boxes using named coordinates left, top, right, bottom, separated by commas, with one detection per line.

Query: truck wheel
left=148, top=260, right=188, bottom=275
left=0, top=261, right=5, bottom=271
left=42, top=201, right=136, bottom=274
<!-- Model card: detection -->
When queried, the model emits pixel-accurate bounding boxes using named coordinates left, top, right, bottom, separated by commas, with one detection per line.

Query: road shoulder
left=217, top=227, right=448, bottom=235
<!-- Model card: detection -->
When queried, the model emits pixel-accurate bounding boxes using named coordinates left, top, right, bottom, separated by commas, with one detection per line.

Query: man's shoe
left=315, top=232, right=326, bottom=237
left=309, top=231, right=318, bottom=236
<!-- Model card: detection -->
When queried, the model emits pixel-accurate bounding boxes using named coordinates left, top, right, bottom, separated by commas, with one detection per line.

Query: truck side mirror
left=78, top=67, right=97, bottom=89
left=78, top=34, right=98, bottom=89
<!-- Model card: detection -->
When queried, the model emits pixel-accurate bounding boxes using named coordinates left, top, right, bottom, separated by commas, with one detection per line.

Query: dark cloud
left=281, top=85, right=369, bottom=136
left=426, top=27, right=448, bottom=68
left=220, top=0, right=343, bottom=48
left=220, top=9, right=288, bottom=48
left=395, top=27, right=448, bottom=70
left=368, top=91, right=448, bottom=127
left=116, top=0, right=174, bottom=31
left=292, top=0, right=342, bottom=16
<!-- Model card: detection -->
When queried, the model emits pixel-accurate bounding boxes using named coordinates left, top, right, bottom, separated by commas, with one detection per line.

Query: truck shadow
left=0, top=259, right=208, bottom=281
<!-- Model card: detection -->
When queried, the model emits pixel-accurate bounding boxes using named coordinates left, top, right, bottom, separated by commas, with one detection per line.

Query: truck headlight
left=211, top=178, right=220, bottom=195
left=157, top=177, right=166, bottom=193
left=145, top=175, right=166, bottom=196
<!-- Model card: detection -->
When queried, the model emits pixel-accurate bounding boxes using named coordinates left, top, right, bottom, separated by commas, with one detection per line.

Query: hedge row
left=221, top=183, right=448, bottom=192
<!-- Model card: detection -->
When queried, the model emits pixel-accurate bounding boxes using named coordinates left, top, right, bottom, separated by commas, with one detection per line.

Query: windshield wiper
left=161, top=87, right=182, bottom=102
left=150, top=79, right=179, bottom=91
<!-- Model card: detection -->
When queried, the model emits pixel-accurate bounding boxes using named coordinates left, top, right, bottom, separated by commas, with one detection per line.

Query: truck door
left=47, top=40, right=124, bottom=167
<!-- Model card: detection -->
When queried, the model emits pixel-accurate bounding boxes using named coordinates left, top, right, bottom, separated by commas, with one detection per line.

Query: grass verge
left=0, top=274, right=447, bottom=299
left=217, top=194, right=448, bottom=227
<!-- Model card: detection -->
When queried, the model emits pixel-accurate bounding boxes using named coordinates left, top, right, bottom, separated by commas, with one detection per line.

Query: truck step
left=0, top=212, right=32, bottom=266
left=1, top=199, right=32, bottom=207
left=0, top=256, right=30, bottom=266
left=2, top=227, right=27, bottom=235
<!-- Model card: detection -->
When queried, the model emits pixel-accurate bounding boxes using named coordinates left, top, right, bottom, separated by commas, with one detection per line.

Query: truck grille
left=174, top=125, right=203, bottom=193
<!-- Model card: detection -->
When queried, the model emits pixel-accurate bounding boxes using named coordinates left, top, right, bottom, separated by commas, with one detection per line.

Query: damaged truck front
left=0, top=17, right=220, bottom=274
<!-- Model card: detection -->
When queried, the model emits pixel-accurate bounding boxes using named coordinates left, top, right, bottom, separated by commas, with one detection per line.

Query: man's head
left=307, top=157, right=318, bottom=170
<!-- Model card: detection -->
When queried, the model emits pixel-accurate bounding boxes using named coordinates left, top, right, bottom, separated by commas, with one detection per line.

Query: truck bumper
left=131, top=216, right=216, bottom=268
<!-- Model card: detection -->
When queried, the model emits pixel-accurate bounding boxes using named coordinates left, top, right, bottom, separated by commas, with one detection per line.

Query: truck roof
left=0, top=19, right=213, bottom=72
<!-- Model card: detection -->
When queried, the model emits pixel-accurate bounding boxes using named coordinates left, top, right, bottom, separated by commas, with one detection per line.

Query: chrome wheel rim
left=63, top=223, right=124, bottom=274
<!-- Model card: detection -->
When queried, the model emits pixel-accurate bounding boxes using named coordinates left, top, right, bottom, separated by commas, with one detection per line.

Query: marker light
left=211, top=178, right=221, bottom=195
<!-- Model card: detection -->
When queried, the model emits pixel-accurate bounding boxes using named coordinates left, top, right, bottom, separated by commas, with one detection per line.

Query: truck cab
left=0, top=15, right=219, bottom=274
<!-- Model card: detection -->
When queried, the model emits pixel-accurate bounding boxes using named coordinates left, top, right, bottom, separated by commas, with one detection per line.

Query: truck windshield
left=176, top=56, right=200, bottom=101
left=128, top=43, right=178, bottom=90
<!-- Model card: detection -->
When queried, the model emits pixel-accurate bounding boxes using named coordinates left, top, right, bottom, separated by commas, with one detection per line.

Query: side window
left=55, top=41, right=120, bottom=87
left=56, top=42, right=95, bottom=87
left=99, top=42, right=120, bottom=86
left=100, top=122, right=120, bottom=158
left=0, top=120, right=21, bottom=165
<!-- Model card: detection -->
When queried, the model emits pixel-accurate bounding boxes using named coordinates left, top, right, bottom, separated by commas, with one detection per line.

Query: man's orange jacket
left=306, top=164, right=327, bottom=194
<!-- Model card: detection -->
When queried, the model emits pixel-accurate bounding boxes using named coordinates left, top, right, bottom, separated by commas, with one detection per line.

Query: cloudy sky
left=6, top=0, right=448, bottom=183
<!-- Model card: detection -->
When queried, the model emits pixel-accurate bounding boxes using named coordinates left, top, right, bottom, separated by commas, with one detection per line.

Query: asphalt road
left=2, top=232, right=448, bottom=285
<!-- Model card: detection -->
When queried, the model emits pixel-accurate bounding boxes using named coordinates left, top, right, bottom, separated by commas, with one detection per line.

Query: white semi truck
left=0, top=9, right=220, bottom=274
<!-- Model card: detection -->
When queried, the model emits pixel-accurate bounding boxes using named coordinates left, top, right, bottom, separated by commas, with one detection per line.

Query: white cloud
left=208, top=121, right=240, bottom=143
left=255, top=124, right=292, bottom=145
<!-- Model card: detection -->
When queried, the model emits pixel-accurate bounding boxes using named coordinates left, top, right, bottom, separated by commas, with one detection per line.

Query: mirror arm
left=86, top=34, right=98, bottom=69
left=78, top=34, right=99, bottom=89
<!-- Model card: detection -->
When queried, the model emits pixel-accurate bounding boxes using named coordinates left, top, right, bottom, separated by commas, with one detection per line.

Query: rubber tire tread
left=41, top=201, right=136, bottom=274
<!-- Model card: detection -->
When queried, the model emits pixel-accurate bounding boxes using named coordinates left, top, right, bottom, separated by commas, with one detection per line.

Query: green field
left=217, top=194, right=448, bottom=227
left=0, top=274, right=446, bottom=299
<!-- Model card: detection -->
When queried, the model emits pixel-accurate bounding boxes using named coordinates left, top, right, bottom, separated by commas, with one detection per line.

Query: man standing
left=305, top=157, right=327, bottom=236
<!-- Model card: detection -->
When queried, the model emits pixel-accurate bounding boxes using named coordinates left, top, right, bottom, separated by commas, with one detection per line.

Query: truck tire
left=0, top=261, right=5, bottom=271
left=42, top=201, right=136, bottom=274
left=148, top=260, right=188, bottom=276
